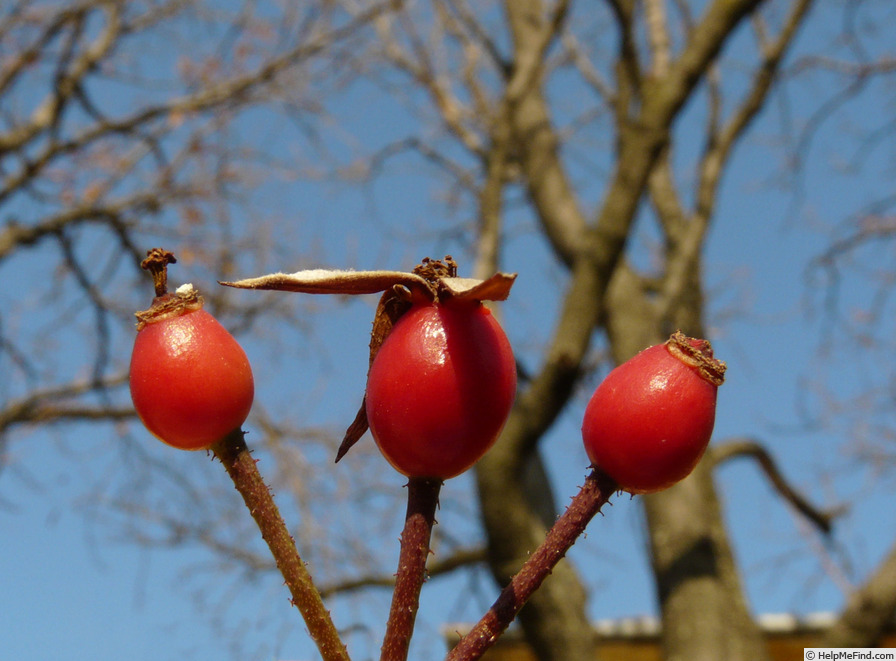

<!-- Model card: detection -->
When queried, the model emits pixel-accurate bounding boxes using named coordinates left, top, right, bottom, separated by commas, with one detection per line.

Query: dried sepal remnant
left=438, top=273, right=516, bottom=302
left=219, top=261, right=517, bottom=304
left=336, top=288, right=413, bottom=462
left=665, top=331, right=727, bottom=386
left=338, top=402, right=370, bottom=463
left=134, top=287, right=204, bottom=330
left=219, top=269, right=437, bottom=301
left=364, top=289, right=415, bottom=383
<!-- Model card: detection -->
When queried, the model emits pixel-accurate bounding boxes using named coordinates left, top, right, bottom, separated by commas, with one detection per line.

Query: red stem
left=380, top=477, right=443, bottom=661
left=445, top=468, right=617, bottom=661
left=212, top=429, right=350, bottom=661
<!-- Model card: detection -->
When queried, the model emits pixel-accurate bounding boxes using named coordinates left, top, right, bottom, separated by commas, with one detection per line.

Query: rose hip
left=129, top=249, right=254, bottom=450
left=365, top=299, right=516, bottom=480
left=581, top=332, right=726, bottom=494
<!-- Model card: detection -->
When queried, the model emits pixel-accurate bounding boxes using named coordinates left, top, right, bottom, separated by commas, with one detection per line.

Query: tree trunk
left=606, top=262, right=769, bottom=661
left=644, top=464, right=769, bottom=661
left=823, top=542, right=896, bottom=648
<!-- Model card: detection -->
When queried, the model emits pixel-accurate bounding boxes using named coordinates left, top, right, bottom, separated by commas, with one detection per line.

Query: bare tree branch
left=0, top=374, right=132, bottom=434
left=504, top=0, right=587, bottom=267
left=645, top=0, right=672, bottom=76
left=708, top=437, right=840, bottom=535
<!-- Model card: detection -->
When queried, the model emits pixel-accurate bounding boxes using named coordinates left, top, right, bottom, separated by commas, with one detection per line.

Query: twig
left=446, top=468, right=617, bottom=661
left=708, top=437, right=842, bottom=534
left=380, top=477, right=443, bottom=661
left=211, top=428, right=350, bottom=661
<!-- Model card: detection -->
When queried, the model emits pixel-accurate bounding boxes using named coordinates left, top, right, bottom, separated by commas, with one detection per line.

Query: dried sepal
left=134, top=285, right=204, bottom=330
left=220, top=265, right=517, bottom=304
left=438, top=273, right=517, bottom=302
left=665, top=331, right=727, bottom=387
left=219, top=269, right=437, bottom=301
left=336, top=287, right=414, bottom=462
left=337, top=401, right=370, bottom=463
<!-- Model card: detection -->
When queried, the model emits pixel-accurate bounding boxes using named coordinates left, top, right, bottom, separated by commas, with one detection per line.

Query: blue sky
left=3, top=2, right=896, bottom=660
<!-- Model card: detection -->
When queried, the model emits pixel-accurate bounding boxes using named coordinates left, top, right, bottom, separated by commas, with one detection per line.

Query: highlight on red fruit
left=129, top=248, right=254, bottom=451
left=581, top=331, right=726, bottom=494
left=365, top=299, right=517, bottom=480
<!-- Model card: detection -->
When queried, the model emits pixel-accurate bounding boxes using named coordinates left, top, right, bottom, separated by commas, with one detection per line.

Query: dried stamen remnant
left=133, top=248, right=203, bottom=330
left=141, top=248, right=178, bottom=297
left=414, top=255, right=457, bottom=283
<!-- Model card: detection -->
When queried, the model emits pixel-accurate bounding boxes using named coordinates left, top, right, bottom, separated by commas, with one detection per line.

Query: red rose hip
left=581, top=332, right=726, bottom=494
left=365, top=299, right=516, bottom=480
left=129, top=249, right=254, bottom=450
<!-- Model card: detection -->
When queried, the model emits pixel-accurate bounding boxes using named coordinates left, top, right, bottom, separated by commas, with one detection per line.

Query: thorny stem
left=212, top=429, right=350, bottom=661
left=445, top=469, right=617, bottom=661
left=380, top=477, right=444, bottom=661
left=140, top=247, right=177, bottom=297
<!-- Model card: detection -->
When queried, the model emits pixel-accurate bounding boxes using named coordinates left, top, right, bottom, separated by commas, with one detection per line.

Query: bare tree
left=0, top=4, right=396, bottom=652
left=0, top=0, right=382, bottom=456
left=5, top=1, right=896, bottom=660
left=362, top=0, right=814, bottom=658
left=789, top=4, right=896, bottom=647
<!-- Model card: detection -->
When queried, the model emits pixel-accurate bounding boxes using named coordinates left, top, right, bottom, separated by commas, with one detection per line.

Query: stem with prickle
left=212, top=429, right=350, bottom=661
left=380, top=477, right=443, bottom=661
left=446, top=469, right=617, bottom=661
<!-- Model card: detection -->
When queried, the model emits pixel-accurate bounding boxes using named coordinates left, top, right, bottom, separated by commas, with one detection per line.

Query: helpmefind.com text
left=805, top=650, right=895, bottom=660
